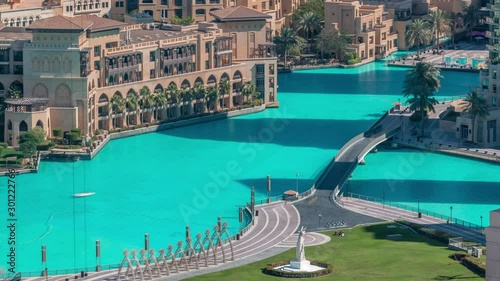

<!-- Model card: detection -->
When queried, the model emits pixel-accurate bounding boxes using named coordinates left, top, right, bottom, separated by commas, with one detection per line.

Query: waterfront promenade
left=340, top=196, right=485, bottom=244
left=21, top=202, right=307, bottom=281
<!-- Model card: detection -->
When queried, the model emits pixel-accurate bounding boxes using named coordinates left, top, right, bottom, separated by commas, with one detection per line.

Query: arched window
left=7, top=120, right=12, bottom=130
left=36, top=120, right=43, bottom=128
left=19, top=121, right=28, bottom=132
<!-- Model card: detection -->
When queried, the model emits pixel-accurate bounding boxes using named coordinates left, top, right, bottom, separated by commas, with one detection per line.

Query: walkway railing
left=344, top=192, right=484, bottom=231
left=397, top=137, right=500, bottom=163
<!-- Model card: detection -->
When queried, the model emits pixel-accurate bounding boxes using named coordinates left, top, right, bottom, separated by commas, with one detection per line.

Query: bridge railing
left=345, top=192, right=484, bottom=231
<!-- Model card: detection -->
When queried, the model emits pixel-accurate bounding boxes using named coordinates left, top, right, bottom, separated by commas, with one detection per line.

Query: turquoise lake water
left=1, top=58, right=497, bottom=274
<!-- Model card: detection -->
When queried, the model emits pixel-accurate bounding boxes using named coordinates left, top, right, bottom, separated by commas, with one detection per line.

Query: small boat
left=73, top=192, right=95, bottom=198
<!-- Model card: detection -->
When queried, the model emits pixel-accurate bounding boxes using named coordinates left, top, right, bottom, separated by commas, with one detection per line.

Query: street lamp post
left=296, top=172, right=299, bottom=195
left=481, top=215, right=483, bottom=230
left=382, top=188, right=385, bottom=209
left=417, top=197, right=421, bottom=218
left=319, top=213, right=322, bottom=226
left=450, top=206, right=453, bottom=224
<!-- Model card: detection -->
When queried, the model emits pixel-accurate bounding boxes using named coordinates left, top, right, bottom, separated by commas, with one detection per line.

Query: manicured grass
left=186, top=223, right=483, bottom=281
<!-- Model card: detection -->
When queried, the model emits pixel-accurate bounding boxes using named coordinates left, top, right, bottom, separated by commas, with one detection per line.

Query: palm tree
left=165, top=85, right=180, bottom=118
left=110, top=95, right=124, bottom=128
left=218, top=80, right=231, bottom=109
left=402, top=62, right=441, bottom=136
left=125, top=93, right=139, bottom=126
left=181, top=87, right=193, bottom=115
left=463, top=5, right=479, bottom=40
left=273, top=27, right=298, bottom=68
left=242, top=81, right=256, bottom=104
left=449, top=13, right=463, bottom=49
left=429, top=9, right=451, bottom=51
left=153, top=90, right=168, bottom=121
left=193, top=83, right=206, bottom=113
left=205, top=86, right=218, bottom=111
left=406, top=19, right=433, bottom=58
left=295, top=11, right=322, bottom=52
left=460, top=90, right=489, bottom=143
left=139, top=87, right=154, bottom=123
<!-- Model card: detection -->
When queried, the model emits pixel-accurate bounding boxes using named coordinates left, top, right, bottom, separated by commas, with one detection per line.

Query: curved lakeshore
left=3, top=59, right=500, bottom=274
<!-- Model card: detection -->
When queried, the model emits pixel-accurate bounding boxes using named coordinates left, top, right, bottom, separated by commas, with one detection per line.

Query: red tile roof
left=210, top=6, right=272, bottom=21
left=26, top=15, right=126, bottom=31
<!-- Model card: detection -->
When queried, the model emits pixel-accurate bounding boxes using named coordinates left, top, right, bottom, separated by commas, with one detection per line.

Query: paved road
left=293, top=190, right=383, bottom=232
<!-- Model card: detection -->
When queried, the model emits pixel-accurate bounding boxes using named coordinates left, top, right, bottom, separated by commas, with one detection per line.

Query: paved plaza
left=389, top=41, right=488, bottom=71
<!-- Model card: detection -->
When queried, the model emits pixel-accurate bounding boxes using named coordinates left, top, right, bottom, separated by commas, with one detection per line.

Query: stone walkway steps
left=342, top=197, right=485, bottom=244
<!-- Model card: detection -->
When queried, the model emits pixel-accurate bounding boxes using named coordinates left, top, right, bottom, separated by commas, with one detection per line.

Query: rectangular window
left=150, top=51, right=156, bottom=61
left=369, top=21, right=373, bottom=29
left=369, top=36, right=374, bottom=44
left=256, top=78, right=264, bottom=88
left=119, top=1, right=124, bottom=7
left=115, top=1, right=119, bottom=7
left=13, top=51, right=22, bottom=62
left=94, top=45, right=101, bottom=57
left=362, top=23, right=366, bottom=32
left=0, top=65, right=9, bottom=74
left=369, top=49, right=373, bottom=57
left=494, top=84, right=497, bottom=94
left=494, top=70, right=497, bottom=79
left=174, top=0, right=182, bottom=5
left=487, top=120, right=497, bottom=142
left=493, top=97, right=497, bottom=106
left=13, top=65, right=22, bottom=74
left=256, top=64, right=264, bottom=74
left=382, top=32, right=386, bottom=40
left=94, top=61, right=100, bottom=70
left=161, top=0, right=168, bottom=4
left=261, top=2, right=265, bottom=9
left=150, top=69, right=155, bottom=79
left=205, top=60, right=209, bottom=69
left=205, top=42, right=210, bottom=53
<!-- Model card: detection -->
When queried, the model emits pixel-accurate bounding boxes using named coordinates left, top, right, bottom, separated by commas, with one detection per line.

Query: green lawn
left=186, top=223, right=483, bottom=281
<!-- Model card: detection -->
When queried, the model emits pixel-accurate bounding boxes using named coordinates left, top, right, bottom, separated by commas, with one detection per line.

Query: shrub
left=37, top=142, right=56, bottom=151
left=0, top=142, right=8, bottom=148
left=65, top=132, right=80, bottom=144
left=71, top=128, right=82, bottom=137
left=262, top=260, right=333, bottom=278
left=449, top=252, right=485, bottom=277
left=53, top=128, right=63, bottom=137
left=348, top=57, right=362, bottom=65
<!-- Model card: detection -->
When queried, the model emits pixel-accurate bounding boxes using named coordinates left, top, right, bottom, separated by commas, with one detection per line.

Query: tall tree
left=295, top=11, right=322, bottom=52
left=110, top=95, right=124, bottom=128
left=429, top=9, right=451, bottom=51
left=273, top=27, right=298, bottom=68
left=316, top=29, right=350, bottom=61
left=402, top=62, right=441, bottom=137
left=406, top=19, right=433, bottom=58
left=218, top=80, right=231, bottom=109
left=205, top=86, right=218, bottom=111
left=153, top=90, right=168, bottom=121
left=463, top=5, right=479, bottom=40
left=125, top=92, right=139, bottom=126
left=449, top=12, right=463, bottom=49
left=460, top=90, right=489, bottom=143
left=292, top=0, right=325, bottom=21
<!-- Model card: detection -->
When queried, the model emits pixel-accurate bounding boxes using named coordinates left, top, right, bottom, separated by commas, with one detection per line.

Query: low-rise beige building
left=325, top=0, right=398, bottom=62
left=1, top=6, right=278, bottom=146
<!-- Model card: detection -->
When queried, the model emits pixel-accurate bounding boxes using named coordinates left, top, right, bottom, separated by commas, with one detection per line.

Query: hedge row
left=395, top=220, right=454, bottom=244
left=449, top=252, right=485, bottom=277
left=262, top=260, right=333, bottom=278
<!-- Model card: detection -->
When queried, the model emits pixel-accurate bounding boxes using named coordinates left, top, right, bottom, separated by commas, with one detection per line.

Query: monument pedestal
left=290, top=259, right=311, bottom=271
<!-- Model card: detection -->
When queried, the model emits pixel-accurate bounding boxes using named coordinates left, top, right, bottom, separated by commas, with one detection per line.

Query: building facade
left=456, top=0, right=500, bottom=147
left=2, top=7, right=278, bottom=146
left=325, top=0, right=398, bottom=62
